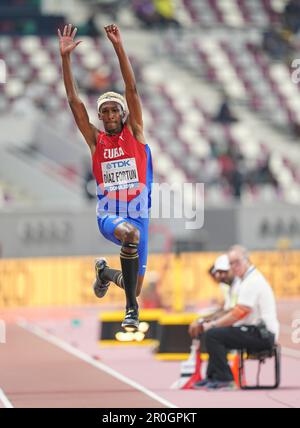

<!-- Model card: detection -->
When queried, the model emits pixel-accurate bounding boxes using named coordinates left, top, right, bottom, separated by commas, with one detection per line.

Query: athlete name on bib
left=102, top=158, right=140, bottom=192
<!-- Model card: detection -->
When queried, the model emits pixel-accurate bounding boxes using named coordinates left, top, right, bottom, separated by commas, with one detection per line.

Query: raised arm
left=58, top=24, right=98, bottom=153
left=104, top=24, right=145, bottom=144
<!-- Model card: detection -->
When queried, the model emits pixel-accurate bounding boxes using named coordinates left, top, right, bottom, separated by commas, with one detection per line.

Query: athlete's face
left=99, top=101, right=124, bottom=134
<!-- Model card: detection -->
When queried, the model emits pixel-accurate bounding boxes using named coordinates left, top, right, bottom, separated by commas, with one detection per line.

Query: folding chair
left=238, top=344, right=281, bottom=390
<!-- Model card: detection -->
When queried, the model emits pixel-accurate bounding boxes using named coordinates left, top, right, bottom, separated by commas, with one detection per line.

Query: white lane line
left=17, top=320, right=177, bottom=409
left=0, top=389, right=14, bottom=409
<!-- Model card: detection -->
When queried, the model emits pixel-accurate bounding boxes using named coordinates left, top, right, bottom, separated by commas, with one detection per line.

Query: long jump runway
left=1, top=302, right=300, bottom=408
left=0, top=324, right=169, bottom=408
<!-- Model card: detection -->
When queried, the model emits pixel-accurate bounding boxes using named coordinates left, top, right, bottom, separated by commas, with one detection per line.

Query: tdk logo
left=108, top=160, right=131, bottom=169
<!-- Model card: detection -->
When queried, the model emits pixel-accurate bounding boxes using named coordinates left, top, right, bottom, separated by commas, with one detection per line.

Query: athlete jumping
left=58, top=24, right=153, bottom=331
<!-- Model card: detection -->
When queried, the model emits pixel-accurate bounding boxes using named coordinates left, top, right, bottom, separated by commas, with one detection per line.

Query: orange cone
left=182, top=349, right=202, bottom=389
left=230, top=353, right=246, bottom=388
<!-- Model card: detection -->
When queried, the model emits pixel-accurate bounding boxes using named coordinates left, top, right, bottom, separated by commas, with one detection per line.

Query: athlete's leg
left=101, top=219, right=148, bottom=298
left=100, top=271, right=144, bottom=297
left=96, top=217, right=141, bottom=329
left=136, top=275, right=145, bottom=297
left=95, top=215, right=149, bottom=331
left=93, top=215, right=126, bottom=298
left=96, top=216, right=147, bottom=297
left=114, top=221, right=140, bottom=311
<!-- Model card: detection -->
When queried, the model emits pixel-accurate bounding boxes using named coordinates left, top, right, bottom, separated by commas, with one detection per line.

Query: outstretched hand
left=104, top=24, right=122, bottom=46
left=58, top=24, right=81, bottom=56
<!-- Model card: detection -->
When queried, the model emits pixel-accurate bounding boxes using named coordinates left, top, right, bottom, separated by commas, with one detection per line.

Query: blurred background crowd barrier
left=0, top=251, right=299, bottom=309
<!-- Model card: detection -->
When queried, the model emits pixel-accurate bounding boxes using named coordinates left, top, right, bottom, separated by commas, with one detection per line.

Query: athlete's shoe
left=121, top=307, right=139, bottom=332
left=93, top=258, right=110, bottom=299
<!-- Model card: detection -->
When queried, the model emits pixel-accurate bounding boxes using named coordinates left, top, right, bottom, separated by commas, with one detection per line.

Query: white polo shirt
left=235, top=266, right=280, bottom=340
left=221, top=277, right=241, bottom=312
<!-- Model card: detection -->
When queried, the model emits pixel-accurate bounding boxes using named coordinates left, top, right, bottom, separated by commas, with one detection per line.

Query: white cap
left=97, top=91, right=126, bottom=113
left=213, top=255, right=230, bottom=273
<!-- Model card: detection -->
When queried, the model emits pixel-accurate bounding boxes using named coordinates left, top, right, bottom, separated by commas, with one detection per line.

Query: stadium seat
left=19, top=36, right=41, bottom=54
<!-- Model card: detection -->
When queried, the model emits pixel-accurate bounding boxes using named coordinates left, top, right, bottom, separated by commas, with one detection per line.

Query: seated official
left=189, top=254, right=240, bottom=340
left=194, top=245, right=280, bottom=391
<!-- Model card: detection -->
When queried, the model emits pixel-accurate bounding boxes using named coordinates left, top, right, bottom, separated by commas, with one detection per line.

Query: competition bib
left=101, top=158, right=140, bottom=192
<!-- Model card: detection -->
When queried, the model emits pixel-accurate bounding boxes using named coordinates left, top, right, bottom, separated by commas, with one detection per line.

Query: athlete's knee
left=122, top=227, right=140, bottom=248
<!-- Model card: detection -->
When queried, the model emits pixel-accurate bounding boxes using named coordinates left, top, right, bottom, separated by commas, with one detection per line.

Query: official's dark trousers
left=203, top=326, right=275, bottom=382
